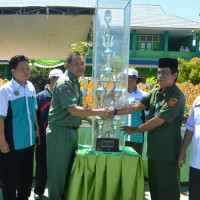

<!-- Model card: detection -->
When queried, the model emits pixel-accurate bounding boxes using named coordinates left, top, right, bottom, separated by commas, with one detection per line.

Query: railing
left=130, top=50, right=195, bottom=61
left=86, top=49, right=196, bottom=62
left=168, top=51, right=195, bottom=60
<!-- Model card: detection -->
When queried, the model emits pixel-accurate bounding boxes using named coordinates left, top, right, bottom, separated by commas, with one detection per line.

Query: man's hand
left=178, top=151, right=186, bottom=168
left=98, top=108, right=110, bottom=120
left=0, top=139, right=10, bottom=153
left=120, top=126, right=139, bottom=135
left=106, top=108, right=115, bottom=118
left=35, top=126, right=40, bottom=147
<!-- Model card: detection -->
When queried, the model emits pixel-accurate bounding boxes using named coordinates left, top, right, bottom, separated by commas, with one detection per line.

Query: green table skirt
left=78, top=125, right=192, bottom=183
left=64, top=146, right=145, bottom=200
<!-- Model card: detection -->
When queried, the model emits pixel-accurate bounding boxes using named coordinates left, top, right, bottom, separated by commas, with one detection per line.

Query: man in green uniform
left=109, top=58, right=185, bottom=200
left=46, top=52, right=109, bottom=200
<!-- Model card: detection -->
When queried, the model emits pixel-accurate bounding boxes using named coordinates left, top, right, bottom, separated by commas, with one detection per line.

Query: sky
left=132, top=0, right=200, bottom=23
left=1, top=0, right=200, bottom=23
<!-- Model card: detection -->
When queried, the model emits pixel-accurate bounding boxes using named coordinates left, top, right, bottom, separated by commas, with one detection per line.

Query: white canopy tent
left=0, top=1, right=95, bottom=60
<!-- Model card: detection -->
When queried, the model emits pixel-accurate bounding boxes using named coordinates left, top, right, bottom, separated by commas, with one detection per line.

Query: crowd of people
left=0, top=53, right=200, bottom=200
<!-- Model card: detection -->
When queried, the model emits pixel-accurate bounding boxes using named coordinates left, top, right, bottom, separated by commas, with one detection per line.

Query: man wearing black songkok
left=109, top=58, right=185, bottom=200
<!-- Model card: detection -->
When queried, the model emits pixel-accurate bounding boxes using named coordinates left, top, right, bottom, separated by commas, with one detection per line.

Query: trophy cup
left=96, top=10, right=120, bottom=152
left=102, top=9, right=114, bottom=75
left=96, top=117, right=119, bottom=152
left=95, top=75, right=106, bottom=139
left=96, top=80, right=107, bottom=108
left=111, top=75, right=122, bottom=107
left=96, top=116, right=104, bottom=138
left=93, top=0, right=131, bottom=153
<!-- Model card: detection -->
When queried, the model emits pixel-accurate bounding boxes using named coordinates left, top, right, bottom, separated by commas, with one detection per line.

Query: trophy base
left=96, top=138, right=119, bottom=152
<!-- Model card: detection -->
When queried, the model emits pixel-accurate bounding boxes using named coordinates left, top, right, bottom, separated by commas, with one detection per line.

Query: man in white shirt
left=178, top=95, right=200, bottom=200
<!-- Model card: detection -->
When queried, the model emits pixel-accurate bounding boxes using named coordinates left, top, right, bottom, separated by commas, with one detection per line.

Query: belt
left=67, top=126, right=79, bottom=130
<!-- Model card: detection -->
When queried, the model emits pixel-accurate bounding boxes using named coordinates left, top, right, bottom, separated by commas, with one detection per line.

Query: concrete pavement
left=0, top=179, right=189, bottom=200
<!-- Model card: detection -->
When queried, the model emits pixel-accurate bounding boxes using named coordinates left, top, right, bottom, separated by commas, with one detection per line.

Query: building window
left=136, top=35, right=159, bottom=50
left=136, top=36, right=140, bottom=41
left=153, top=36, right=159, bottom=42
left=141, top=36, right=146, bottom=41
left=147, top=36, right=152, bottom=42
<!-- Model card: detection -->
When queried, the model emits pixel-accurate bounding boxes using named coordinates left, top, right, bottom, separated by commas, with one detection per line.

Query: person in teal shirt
left=122, top=68, right=147, bottom=155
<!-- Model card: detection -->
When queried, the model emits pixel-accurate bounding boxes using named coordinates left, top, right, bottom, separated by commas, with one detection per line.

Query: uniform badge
left=66, top=89, right=71, bottom=95
left=14, top=90, right=19, bottom=96
left=168, top=98, right=178, bottom=107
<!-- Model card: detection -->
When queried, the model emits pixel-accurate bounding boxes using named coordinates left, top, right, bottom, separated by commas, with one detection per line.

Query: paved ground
left=0, top=179, right=189, bottom=200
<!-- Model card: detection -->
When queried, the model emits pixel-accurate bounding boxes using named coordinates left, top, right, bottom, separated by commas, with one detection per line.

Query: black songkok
left=158, top=58, right=178, bottom=69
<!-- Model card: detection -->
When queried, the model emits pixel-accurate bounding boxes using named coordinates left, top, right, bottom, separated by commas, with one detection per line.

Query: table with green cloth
left=64, top=145, right=145, bottom=200
left=78, top=124, right=192, bottom=183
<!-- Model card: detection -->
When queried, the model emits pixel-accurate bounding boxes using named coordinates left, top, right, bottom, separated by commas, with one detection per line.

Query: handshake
left=95, top=107, right=139, bottom=135
left=97, top=107, right=116, bottom=120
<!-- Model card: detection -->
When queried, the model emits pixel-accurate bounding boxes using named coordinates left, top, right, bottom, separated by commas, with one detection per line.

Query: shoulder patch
left=168, top=98, right=178, bottom=107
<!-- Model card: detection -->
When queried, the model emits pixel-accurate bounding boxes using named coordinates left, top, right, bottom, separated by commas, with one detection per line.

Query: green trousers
left=46, top=124, right=78, bottom=200
left=148, top=158, right=180, bottom=200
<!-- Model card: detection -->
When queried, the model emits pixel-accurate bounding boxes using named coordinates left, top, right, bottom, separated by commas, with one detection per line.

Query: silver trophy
left=93, top=0, right=131, bottom=152
left=95, top=10, right=120, bottom=152
left=103, top=48, right=114, bottom=74
left=96, top=116, right=104, bottom=138
left=111, top=115, right=120, bottom=138
left=96, top=80, right=107, bottom=108
left=102, top=9, right=114, bottom=74
left=111, top=75, right=122, bottom=107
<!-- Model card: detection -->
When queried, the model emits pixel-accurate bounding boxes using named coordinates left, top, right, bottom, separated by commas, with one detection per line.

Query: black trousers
left=34, top=137, right=47, bottom=195
left=125, top=141, right=143, bottom=155
left=0, top=152, right=2, bottom=187
left=2, top=145, right=34, bottom=200
left=189, top=166, right=200, bottom=200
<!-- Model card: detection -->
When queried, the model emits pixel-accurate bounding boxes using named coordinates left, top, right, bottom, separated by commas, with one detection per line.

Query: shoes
left=34, top=193, right=43, bottom=200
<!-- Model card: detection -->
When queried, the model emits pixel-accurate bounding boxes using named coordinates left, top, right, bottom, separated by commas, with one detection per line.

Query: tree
left=177, top=57, right=200, bottom=85
left=29, top=66, right=53, bottom=93
left=191, top=29, right=200, bottom=39
left=70, top=41, right=92, bottom=57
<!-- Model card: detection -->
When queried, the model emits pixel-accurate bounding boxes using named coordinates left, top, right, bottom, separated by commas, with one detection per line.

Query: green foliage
left=29, top=66, right=52, bottom=93
left=129, top=66, right=136, bottom=70
left=177, top=57, right=200, bottom=85
left=70, top=41, right=92, bottom=57
left=191, top=29, right=200, bottom=39
left=146, top=76, right=157, bottom=87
